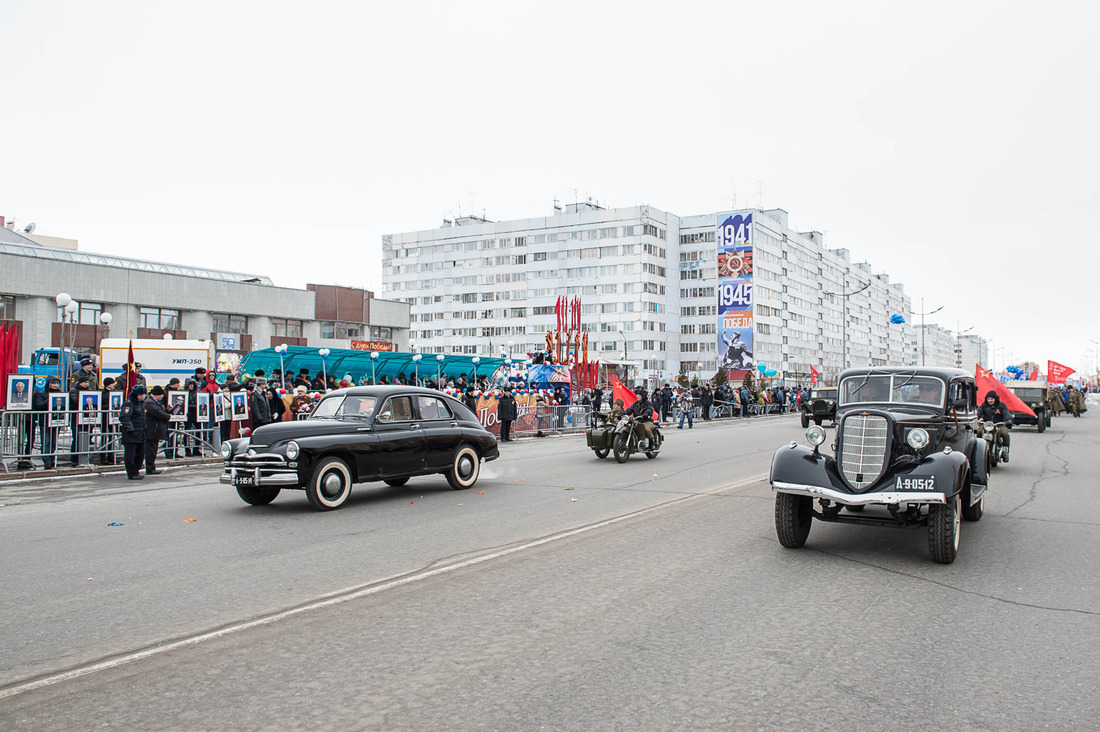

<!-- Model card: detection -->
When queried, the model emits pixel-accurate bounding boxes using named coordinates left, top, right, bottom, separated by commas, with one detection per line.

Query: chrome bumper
left=772, top=481, right=946, bottom=506
left=220, top=466, right=301, bottom=487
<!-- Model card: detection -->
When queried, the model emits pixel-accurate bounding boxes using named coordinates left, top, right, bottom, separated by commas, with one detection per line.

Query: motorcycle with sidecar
left=586, top=412, right=662, bottom=461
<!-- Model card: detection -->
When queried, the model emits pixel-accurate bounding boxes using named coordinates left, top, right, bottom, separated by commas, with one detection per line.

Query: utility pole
left=916, top=298, right=944, bottom=366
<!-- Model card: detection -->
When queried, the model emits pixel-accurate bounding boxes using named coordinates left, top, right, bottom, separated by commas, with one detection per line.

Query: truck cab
left=18, top=348, right=92, bottom=391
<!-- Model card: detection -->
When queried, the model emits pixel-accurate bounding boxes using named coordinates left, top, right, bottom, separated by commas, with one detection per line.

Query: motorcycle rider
left=606, top=398, right=626, bottom=424
left=977, top=390, right=1013, bottom=463
left=626, top=388, right=658, bottom=447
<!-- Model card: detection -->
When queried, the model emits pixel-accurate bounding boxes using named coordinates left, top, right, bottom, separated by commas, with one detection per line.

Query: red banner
left=810, top=365, right=820, bottom=386
left=1047, top=360, right=1075, bottom=385
left=976, top=365, right=1035, bottom=417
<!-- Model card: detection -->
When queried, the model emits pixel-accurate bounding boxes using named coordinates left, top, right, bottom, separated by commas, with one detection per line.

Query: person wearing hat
left=294, top=369, right=311, bottom=388
left=119, top=385, right=148, bottom=480
left=143, top=385, right=171, bottom=474
left=71, top=358, right=98, bottom=390
left=977, top=389, right=1013, bottom=462
left=67, top=372, right=96, bottom=466
left=606, top=398, right=626, bottom=424
left=498, top=389, right=517, bottom=442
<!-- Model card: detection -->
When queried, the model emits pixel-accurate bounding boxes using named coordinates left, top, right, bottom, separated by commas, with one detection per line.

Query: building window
left=272, top=318, right=303, bottom=338
left=370, top=326, right=392, bottom=340
left=212, top=313, right=248, bottom=334
left=58, top=301, right=103, bottom=325
left=320, top=321, right=362, bottom=339
left=140, top=307, right=179, bottom=330
left=0, top=295, right=13, bottom=320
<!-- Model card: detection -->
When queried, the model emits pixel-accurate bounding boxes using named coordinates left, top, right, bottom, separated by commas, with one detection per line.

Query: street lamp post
left=274, top=343, right=288, bottom=389
left=916, top=298, right=944, bottom=366
left=955, top=323, right=974, bottom=369
left=318, top=348, right=330, bottom=388
left=436, top=354, right=445, bottom=386
left=370, top=351, right=379, bottom=384
left=822, top=280, right=870, bottom=372
left=412, top=353, right=422, bottom=385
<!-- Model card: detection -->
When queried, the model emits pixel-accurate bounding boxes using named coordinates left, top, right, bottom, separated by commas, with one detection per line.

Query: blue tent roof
left=238, top=347, right=507, bottom=385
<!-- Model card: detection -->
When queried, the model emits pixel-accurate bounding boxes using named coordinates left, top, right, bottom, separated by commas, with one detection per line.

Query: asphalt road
left=1, top=410, right=1097, bottom=731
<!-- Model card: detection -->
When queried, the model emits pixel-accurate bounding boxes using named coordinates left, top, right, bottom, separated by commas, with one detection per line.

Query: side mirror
left=953, top=398, right=968, bottom=410
left=377, top=411, right=393, bottom=423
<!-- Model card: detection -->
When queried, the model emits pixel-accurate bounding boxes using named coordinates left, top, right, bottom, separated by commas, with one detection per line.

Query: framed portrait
left=214, top=393, right=228, bottom=423
left=196, top=392, right=211, bottom=422
left=168, top=392, right=189, bottom=423
left=7, top=375, right=33, bottom=411
left=79, top=392, right=101, bottom=425
left=231, top=392, right=249, bottom=421
left=48, top=394, right=69, bottom=427
left=108, top=392, right=124, bottom=425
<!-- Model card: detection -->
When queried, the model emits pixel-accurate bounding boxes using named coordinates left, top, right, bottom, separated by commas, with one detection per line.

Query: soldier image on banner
left=718, top=310, right=755, bottom=370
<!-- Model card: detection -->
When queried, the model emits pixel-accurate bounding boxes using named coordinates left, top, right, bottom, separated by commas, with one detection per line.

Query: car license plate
left=895, top=476, right=934, bottom=491
left=233, top=474, right=255, bottom=487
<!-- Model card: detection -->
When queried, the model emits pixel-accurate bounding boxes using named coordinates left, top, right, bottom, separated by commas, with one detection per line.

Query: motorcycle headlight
left=982, top=421, right=994, bottom=432
left=805, top=424, right=826, bottom=447
left=906, top=428, right=930, bottom=450
left=220, top=442, right=232, bottom=459
left=285, top=441, right=299, bottom=460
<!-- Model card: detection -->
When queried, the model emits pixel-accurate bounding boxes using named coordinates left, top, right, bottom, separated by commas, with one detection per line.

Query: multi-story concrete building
left=382, top=202, right=914, bottom=388
left=955, top=334, right=990, bottom=374
left=912, top=323, right=957, bottom=368
left=0, top=222, right=410, bottom=364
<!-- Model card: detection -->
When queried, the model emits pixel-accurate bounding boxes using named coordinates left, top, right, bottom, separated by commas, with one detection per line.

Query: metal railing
left=1, top=407, right=223, bottom=473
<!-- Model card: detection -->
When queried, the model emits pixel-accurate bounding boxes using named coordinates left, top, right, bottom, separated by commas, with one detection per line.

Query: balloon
left=757, top=363, right=767, bottom=374
left=766, top=369, right=778, bottom=377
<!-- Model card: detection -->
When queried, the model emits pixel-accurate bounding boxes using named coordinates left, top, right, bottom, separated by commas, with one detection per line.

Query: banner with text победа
left=717, top=212, right=755, bottom=371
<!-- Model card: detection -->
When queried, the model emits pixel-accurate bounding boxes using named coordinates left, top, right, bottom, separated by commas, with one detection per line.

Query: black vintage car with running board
left=220, top=386, right=500, bottom=510
left=770, top=367, right=989, bottom=564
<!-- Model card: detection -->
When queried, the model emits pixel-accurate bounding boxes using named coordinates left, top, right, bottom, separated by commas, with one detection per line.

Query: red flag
left=1047, top=360, right=1075, bottom=385
left=1029, top=368, right=1038, bottom=381
left=0, top=324, right=8, bottom=409
left=975, top=364, right=1035, bottom=417
left=810, top=365, right=820, bottom=386
left=610, top=375, right=658, bottom=420
left=124, top=339, right=137, bottom=395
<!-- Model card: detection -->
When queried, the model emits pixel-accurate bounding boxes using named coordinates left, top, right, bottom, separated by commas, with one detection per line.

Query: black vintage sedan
left=220, top=386, right=500, bottom=510
left=770, top=367, right=989, bottom=563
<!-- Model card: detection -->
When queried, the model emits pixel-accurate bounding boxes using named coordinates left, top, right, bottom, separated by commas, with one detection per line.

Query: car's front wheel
left=446, top=445, right=480, bottom=490
left=1037, top=414, right=1046, bottom=433
left=929, top=494, right=961, bottom=563
left=800, top=412, right=809, bottom=428
left=775, top=492, right=812, bottom=548
left=236, top=485, right=280, bottom=506
left=306, top=457, right=353, bottom=510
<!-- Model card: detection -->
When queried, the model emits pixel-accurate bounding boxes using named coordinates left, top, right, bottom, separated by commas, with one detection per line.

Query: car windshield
left=840, top=375, right=944, bottom=406
left=814, top=388, right=837, bottom=399
left=310, top=395, right=378, bottom=419
left=1012, top=388, right=1044, bottom=401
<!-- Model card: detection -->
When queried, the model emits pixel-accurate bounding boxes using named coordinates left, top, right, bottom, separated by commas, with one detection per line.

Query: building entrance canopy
left=238, top=346, right=507, bottom=385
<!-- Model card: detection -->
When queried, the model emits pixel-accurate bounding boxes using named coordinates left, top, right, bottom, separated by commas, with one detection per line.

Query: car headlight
left=982, top=421, right=994, bottom=432
left=220, top=442, right=232, bottom=459
left=285, top=441, right=299, bottom=460
left=906, top=428, right=930, bottom=450
left=805, top=424, right=826, bottom=447
left=1031, top=403, right=1038, bottom=409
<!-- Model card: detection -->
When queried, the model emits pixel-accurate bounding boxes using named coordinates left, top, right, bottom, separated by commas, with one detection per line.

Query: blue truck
left=18, top=347, right=94, bottom=391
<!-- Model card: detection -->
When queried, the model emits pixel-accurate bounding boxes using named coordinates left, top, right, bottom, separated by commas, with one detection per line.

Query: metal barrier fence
left=1, top=407, right=221, bottom=473
left=508, top=404, right=594, bottom=438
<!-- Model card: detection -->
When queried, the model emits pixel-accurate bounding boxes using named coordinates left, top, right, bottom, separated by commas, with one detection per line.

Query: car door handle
left=357, top=427, right=371, bottom=432
left=408, top=423, right=419, bottom=429
left=450, top=422, right=458, bottom=427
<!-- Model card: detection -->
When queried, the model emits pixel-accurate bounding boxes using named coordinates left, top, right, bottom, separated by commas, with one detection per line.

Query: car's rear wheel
left=775, top=492, right=812, bottom=548
left=306, top=457, right=353, bottom=510
left=612, top=434, right=629, bottom=463
left=594, top=447, right=610, bottom=459
left=384, top=477, right=409, bottom=487
left=446, top=445, right=480, bottom=490
left=800, top=412, right=809, bottom=428
left=236, top=485, right=280, bottom=506
left=929, top=494, right=961, bottom=563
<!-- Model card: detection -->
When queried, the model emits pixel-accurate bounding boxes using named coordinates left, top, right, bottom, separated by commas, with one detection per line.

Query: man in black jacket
left=144, top=385, right=171, bottom=475
left=119, top=385, right=148, bottom=480
left=977, top=390, right=1013, bottom=462
left=497, top=389, right=517, bottom=442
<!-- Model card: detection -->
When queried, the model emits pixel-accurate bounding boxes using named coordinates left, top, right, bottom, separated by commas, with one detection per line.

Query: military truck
left=1004, top=380, right=1051, bottom=432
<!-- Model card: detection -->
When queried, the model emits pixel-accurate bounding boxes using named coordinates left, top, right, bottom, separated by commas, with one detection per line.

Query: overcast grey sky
left=2, top=1, right=1097, bottom=376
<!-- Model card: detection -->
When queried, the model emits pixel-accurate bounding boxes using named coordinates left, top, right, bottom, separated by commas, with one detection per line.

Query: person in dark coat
left=497, top=389, right=517, bottom=442
left=592, top=387, right=604, bottom=413
left=249, top=384, right=272, bottom=429
left=119, top=385, right=148, bottom=480
left=183, top=378, right=201, bottom=457
left=701, top=386, right=714, bottom=421
left=143, top=385, right=171, bottom=475
left=462, top=388, right=478, bottom=414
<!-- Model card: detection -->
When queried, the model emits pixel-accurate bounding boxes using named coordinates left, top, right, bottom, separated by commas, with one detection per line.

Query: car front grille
left=838, top=414, right=889, bottom=490
left=230, top=454, right=287, bottom=468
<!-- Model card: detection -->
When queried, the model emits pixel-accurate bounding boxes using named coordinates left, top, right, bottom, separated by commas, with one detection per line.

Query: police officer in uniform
left=119, top=385, right=148, bottom=480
